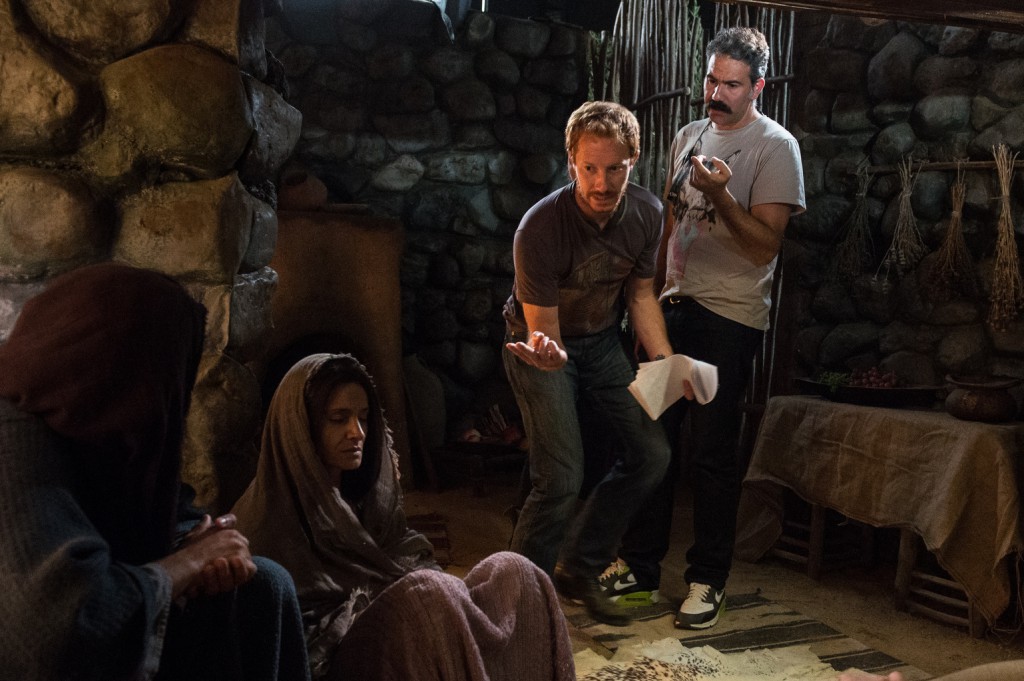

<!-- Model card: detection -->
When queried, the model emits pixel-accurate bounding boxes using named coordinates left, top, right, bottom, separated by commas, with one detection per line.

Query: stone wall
left=0, top=0, right=301, bottom=511
left=785, top=15, right=1024, bottom=388
left=270, top=6, right=588, bottom=421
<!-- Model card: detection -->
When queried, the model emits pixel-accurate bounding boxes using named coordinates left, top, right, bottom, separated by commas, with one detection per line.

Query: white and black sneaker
left=598, top=558, right=663, bottom=607
left=674, top=582, right=724, bottom=629
left=553, top=564, right=632, bottom=627
left=598, top=558, right=638, bottom=598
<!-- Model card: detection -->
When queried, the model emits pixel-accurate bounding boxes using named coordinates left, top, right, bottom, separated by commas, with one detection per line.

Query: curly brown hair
left=564, top=100, right=640, bottom=161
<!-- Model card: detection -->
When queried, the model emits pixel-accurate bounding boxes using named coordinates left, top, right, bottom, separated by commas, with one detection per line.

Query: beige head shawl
left=232, top=353, right=436, bottom=675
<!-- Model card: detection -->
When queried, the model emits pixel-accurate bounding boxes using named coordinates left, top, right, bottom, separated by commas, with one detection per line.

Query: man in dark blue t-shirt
left=502, top=100, right=689, bottom=626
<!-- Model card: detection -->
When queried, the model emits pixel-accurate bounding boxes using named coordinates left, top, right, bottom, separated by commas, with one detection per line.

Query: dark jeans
left=504, top=325, right=671, bottom=577
left=620, top=297, right=763, bottom=591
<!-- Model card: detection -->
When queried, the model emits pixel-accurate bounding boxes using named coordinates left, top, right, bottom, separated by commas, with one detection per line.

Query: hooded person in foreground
left=0, top=262, right=309, bottom=681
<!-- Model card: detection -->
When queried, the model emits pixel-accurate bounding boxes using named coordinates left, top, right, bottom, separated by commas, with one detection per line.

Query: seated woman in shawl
left=0, top=263, right=309, bottom=681
left=232, top=353, right=576, bottom=681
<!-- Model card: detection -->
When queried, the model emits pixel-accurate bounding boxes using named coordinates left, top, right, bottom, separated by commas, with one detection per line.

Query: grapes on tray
left=848, top=366, right=900, bottom=388
left=817, top=371, right=850, bottom=390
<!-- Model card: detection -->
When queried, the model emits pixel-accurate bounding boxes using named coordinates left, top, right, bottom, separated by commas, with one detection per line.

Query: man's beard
left=578, top=185, right=622, bottom=213
left=588, top=193, right=621, bottom=210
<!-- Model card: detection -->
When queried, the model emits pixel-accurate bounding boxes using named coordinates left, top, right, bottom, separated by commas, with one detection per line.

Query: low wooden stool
left=894, top=529, right=987, bottom=638
left=770, top=497, right=874, bottom=580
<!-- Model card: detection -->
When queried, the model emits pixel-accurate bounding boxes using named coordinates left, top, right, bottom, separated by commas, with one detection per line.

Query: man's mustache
left=707, top=100, right=732, bottom=113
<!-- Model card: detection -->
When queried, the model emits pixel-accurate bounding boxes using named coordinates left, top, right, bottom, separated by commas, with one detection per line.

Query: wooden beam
left=713, top=0, right=1024, bottom=33
left=628, top=87, right=691, bottom=112
left=862, top=159, right=1024, bottom=175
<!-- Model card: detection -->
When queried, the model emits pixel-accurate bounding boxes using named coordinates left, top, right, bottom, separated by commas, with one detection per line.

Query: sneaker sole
left=674, top=603, right=724, bottom=630
left=614, top=590, right=662, bottom=608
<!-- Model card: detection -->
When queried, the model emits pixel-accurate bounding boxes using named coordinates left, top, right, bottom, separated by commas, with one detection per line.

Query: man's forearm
left=707, top=188, right=783, bottom=266
left=628, top=294, right=674, bottom=360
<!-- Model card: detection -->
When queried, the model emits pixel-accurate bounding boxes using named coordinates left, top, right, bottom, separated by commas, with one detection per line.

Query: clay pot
left=944, top=375, right=1021, bottom=422
left=277, top=168, right=328, bottom=211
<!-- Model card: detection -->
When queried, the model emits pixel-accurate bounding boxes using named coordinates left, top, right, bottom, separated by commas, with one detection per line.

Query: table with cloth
left=735, top=394, right=1024, bottom=627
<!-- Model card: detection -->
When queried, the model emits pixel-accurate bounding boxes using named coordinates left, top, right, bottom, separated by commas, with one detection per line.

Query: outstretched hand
left=506, top=331, right=567, bottom=371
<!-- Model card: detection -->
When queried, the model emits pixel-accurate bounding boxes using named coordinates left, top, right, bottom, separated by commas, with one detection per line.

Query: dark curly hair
left=706, top=27, right=770, bottom=83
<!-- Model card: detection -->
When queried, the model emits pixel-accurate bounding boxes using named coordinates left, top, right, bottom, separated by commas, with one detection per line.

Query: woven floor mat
left=565, top=591, right=931, bottom=680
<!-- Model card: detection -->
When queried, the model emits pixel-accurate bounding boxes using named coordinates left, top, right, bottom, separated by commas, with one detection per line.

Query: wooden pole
left=863, top=159, right=1024, bottom=174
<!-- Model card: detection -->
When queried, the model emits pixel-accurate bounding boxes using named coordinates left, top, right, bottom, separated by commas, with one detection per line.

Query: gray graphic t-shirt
left=662, top=115, right=805, bottom=330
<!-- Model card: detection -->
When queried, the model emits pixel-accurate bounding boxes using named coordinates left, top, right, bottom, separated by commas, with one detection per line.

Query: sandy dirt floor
left=405, top=472, right=1024, bottom=678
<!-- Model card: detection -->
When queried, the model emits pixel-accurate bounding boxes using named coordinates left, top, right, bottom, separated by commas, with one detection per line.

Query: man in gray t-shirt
left=606, top=27, right=806, bottom=631
left=502, top=101, right=688, bottom=627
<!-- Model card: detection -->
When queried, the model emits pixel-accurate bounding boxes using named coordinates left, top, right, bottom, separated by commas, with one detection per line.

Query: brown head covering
left=232, top=353, right=436, bottom=674
left=0, top=262, right=206, bottom=564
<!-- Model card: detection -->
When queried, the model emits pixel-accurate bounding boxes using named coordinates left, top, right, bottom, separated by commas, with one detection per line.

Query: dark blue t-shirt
left=503, top=181, right=664, bottom=338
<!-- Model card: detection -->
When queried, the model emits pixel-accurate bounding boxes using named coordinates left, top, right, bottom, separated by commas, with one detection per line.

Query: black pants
left=619, top=297, right=763, bottom=591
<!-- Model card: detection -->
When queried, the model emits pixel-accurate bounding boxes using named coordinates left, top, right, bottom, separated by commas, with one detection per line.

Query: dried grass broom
left=925, top=162, right=977, bottom=301
left=874, top=156, right=926, bottom=292
left=987, top=143, right=1024, bottom=331
left=831, top=164, right=874, bottom=282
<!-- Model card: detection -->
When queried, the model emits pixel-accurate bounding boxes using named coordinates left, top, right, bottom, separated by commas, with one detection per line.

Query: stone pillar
left=0, top=0, right=301, bottom=512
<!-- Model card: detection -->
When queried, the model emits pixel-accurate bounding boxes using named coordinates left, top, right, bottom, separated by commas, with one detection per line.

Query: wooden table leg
left=894, top=528, right=919, bottom=611
left=968, top=602, right=988, bottom=639
left=859, top=522, right=875, bottom=568
left=807, top=503, right=825, bottom=580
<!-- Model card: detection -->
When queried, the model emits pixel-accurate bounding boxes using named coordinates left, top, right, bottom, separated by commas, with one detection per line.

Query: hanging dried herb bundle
left=874, top=157, right=927, bottom=289
left=831, top=165, right=874, bottom=282
left=988, top=143, right=1024, bottom=331
left=925, top=163, right=977, bottom=301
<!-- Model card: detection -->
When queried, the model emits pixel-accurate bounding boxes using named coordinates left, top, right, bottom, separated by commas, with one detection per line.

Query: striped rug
left=407, top=512, right=453, bottom=568
left=565, top=591, right=931, bottom=680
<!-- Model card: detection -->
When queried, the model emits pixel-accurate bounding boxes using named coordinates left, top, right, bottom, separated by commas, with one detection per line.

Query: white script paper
left=628, top=354, right=719, bottom=420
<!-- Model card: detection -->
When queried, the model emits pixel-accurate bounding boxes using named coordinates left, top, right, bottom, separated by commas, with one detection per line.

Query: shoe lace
left=686, top=582, right=712, bottom=603
left=600, top=558, right=628, bottom=581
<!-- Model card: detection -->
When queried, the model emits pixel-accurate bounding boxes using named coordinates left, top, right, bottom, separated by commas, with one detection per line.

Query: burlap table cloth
left=736, top=395, right=1024, bottom=625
